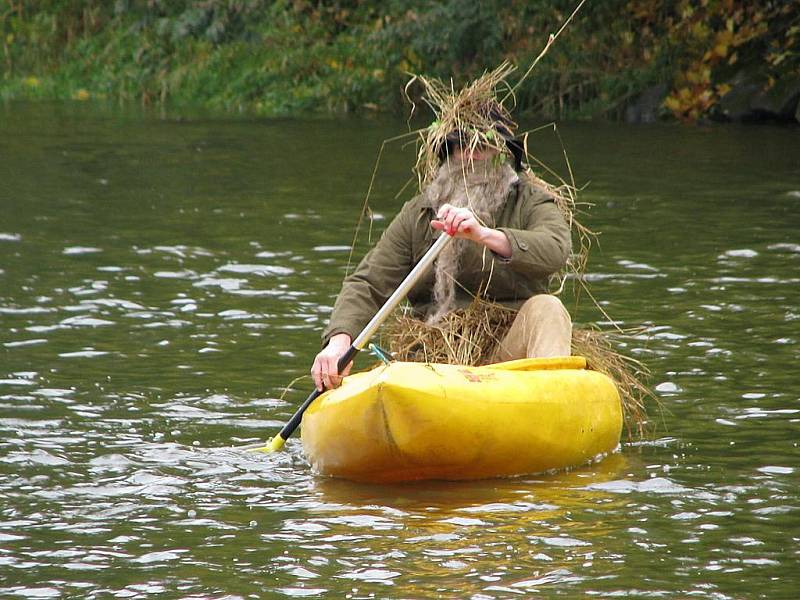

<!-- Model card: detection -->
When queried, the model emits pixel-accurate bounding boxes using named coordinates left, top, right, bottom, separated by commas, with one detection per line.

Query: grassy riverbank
left=2, top=1, right=798, bottom=122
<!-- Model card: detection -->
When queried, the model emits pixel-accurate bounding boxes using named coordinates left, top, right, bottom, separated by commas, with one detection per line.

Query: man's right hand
left=311, top=333, right=353, bottom=392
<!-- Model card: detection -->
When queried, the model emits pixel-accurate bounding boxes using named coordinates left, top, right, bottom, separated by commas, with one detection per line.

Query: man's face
left=452, top=145, right=499, bottom=163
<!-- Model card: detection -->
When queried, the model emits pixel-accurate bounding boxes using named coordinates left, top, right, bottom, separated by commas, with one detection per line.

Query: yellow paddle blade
left=246, top=434, right=286, bottom=453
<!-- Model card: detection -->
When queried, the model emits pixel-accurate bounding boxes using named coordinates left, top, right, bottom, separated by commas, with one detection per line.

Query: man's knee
left=520, top=294, right=570, bottom=321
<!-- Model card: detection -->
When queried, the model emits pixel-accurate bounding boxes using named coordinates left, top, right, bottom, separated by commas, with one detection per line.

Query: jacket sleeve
left=321, top=203, right=415, bottom=346
left=495, top=185, right=571, bottom=278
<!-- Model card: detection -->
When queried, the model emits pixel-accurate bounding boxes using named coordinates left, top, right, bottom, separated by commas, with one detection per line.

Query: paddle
left=249, top=231, right=453, bottom=453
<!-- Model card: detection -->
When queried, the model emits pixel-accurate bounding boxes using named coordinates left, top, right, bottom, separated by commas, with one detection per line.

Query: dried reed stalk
left=383, top=301, right=653, bottom=439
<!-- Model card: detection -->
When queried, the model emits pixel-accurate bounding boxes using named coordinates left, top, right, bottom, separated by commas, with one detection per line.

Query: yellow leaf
left=73, top=89, right=90, bottom=101
left=716, top=83, right=732, bottom=97
left=769, top=52, right=787, bottom=67
left=692, top=21, right=708, bottom=39
left=713, top=43, right=728, bottom=58
left=664, top=96, right=681, bottom=112
left=24, top=76, right=39, bottom=88
left=717, top=30, right=734, bottom=45
left=5, top=33, right=13, bottom=44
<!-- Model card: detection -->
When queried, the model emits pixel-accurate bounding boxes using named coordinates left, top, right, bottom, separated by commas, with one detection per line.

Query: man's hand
left=311, top=333, right=353, bottom=392
left=431, top=203, right=485, bottom=241
left=431, top=204, right=512, bottom=258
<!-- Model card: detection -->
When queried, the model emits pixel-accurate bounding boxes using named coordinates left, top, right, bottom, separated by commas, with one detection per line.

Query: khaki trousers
left=491, top=295, right=572, bottom=361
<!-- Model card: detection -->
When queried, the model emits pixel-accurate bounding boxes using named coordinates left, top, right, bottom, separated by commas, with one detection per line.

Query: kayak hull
left=301, top=356, right=622, bottom=483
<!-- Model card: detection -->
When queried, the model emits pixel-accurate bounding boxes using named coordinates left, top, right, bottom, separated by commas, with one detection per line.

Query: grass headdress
left=407, top=62, right=520, bottom=186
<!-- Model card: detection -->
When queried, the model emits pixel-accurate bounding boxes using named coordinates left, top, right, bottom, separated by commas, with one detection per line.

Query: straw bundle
left=570, top=327, right=655, bottom=440
left=383, top=301, right=653, bottom=439
left=384, top=297, right=517, bottom=367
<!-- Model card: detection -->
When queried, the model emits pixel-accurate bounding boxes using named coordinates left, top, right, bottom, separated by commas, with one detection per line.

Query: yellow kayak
left=301, top=356, right=622, bottom=483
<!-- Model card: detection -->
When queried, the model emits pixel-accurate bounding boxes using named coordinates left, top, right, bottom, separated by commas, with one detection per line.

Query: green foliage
left=1, top=0, right=798, bottom=120
left=378, top=1, right=505, bottom=75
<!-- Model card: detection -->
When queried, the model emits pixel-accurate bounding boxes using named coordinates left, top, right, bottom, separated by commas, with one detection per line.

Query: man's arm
left=494, top=187, right=571, bottom=277
left=313, top=202, right=415, bottom=390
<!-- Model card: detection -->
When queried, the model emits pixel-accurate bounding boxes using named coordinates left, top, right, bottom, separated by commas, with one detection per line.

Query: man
left=311, top=121, right=573, bottom=392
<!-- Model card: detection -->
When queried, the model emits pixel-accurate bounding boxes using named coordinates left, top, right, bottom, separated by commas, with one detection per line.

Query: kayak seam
left=377, top=382, right=402, bottom=459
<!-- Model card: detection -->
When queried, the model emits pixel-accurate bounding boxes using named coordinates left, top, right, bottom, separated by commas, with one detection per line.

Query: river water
left=1, top=103, right=798, bottom=598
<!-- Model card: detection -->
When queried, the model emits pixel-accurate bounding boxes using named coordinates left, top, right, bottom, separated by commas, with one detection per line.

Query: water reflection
left=242, top=454, right=629, bottom=597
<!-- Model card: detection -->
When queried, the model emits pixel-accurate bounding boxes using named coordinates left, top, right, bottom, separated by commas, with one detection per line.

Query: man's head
left=436, top=102, right=525, bottom=171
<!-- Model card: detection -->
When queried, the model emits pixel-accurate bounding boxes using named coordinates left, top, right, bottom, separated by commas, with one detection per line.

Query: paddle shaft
left=261, top=232, right=453, bottom=452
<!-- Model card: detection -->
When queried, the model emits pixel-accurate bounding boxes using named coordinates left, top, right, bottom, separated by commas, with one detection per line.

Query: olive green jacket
left=322, top=179, right=571, bottom=345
